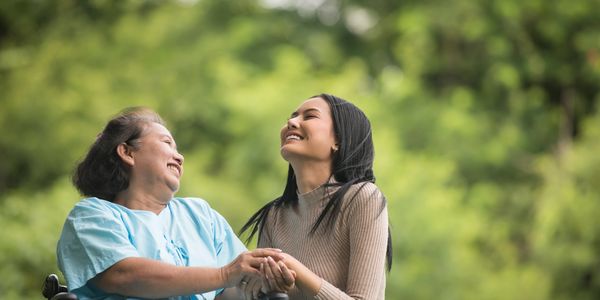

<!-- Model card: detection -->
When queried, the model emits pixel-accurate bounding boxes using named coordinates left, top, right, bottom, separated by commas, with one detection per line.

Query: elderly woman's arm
left=93, top=249, right=282, bottom=298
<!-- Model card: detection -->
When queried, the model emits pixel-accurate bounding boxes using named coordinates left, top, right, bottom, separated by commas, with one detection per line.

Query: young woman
left=242, top=94, right=392, bottom=299
left=57, top=107, right=283, bottom=299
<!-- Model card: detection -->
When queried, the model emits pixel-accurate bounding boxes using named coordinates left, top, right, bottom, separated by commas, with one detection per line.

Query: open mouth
left=286, top=134, right=302, bottom=141
left=284, top=131, right=304, bottom=142
left=167, top=164, right=181, bottom=177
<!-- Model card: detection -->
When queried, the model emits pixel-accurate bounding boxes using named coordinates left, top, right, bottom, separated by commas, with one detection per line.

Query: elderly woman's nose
left=175, top=152, right=184, bottom=165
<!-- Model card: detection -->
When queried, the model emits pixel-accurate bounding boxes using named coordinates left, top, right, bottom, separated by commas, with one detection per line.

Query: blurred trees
left=0, top=0, right=598, bottom=298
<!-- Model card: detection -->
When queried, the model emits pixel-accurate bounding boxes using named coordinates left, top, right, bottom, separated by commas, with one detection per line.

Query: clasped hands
left=222, top=248, right=296, bottom=300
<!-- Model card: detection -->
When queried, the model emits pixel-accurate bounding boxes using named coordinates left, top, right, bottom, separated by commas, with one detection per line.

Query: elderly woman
left=242, top=94, right=392, bottom=299
left=57, top=107, right=283, bottom=299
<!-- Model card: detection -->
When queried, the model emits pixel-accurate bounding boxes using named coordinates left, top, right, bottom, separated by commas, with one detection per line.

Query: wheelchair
left=43, top=273, right=288, bottom=300
left=42, top=274, right=76, bottom=300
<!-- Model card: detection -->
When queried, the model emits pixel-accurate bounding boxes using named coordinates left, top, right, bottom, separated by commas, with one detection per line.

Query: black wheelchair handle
left=43, top=274, right=77, bottom=300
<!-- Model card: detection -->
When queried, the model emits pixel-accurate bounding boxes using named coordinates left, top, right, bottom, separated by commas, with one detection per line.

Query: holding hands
left=227, top=249, right=296, bottom=300
left=260, top=256, right=296, bottom=293
left=221, top=248, right=284, bottom=287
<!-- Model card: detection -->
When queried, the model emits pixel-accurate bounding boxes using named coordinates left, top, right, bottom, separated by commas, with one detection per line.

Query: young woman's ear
left=331, top=143, right=339, bottom=152
left=116, top=143, right=135, bottom=167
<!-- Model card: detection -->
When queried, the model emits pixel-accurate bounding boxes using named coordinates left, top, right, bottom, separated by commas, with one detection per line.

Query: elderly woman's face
left=280, top=97, right=336, bottom=164
left=129, top=122, right=184, bottom=194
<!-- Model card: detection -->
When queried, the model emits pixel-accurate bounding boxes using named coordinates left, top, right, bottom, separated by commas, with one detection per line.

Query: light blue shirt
left=57, top=197, right=247, bottom=300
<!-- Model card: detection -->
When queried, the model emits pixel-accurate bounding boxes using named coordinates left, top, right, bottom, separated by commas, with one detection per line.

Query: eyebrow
left=290, top=107, right=322, bottom=117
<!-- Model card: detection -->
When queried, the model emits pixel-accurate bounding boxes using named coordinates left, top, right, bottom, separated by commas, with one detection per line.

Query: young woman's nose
left=287, top=116, right=300, bottom=129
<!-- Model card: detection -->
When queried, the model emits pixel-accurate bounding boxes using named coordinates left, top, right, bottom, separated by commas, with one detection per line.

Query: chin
left=168, top=183, right=180, bottom=194
left=280, top=148, right=295, bottom=162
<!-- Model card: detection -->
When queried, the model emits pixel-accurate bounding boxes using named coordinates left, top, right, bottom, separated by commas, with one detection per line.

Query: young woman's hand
left=239, top=276, right=263, bottom=300
left=273, top=252, right=322, bottom=297
left=261, top=256, right=296, bottom=293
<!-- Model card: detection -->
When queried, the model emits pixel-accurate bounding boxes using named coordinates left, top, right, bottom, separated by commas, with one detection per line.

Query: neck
left=114, top=186, right=172, bottom=215
left=290, top=160, right=332, bottom=194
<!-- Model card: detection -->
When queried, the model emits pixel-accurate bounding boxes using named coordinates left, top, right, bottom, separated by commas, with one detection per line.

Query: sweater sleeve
left=315, top=183, right=388, bottom=300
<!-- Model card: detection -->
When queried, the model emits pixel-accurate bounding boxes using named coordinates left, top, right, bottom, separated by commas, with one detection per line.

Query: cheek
left=312, top=130, right=336, bottom=153
left=319, top=126, right=336, bottom=146
left=279, top=127, right=286, bottom=141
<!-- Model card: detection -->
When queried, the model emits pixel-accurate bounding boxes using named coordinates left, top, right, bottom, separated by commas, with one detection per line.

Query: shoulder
left=169, top=197, right=225, bottom=221
left=342, top=182, right=386, bottom=214
left=59, top=198, right=133, bottom=244
left=170, top=197, right=211, bottom=210
left=169, top=197, right=212, bottom=214
left=348, top=181, right=381, bottom=196
left=345, top=182, right=384, bottom=203
left=69, top=197, right=120, bottom=218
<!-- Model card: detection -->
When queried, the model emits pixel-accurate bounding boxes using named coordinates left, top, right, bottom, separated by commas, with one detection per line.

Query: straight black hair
left=240, top=94, right=393, bottom=271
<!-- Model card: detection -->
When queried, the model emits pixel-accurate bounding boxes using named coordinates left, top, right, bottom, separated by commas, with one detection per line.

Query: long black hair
left=240, top=93, right=393, bottom=271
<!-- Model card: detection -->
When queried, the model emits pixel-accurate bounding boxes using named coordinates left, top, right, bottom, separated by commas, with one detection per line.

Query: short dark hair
left=241, top=93, right=393, bottom=270
left=72, top=107, right=165, bottom=201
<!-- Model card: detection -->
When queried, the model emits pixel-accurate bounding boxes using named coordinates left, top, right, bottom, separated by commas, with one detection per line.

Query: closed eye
left=164, top=140, right=177, bottom=149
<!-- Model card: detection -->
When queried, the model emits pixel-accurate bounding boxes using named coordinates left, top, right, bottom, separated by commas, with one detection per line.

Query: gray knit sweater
left=258, top=181, right=388, bottom=300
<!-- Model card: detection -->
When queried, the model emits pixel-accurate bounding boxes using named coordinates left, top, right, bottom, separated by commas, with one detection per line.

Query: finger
left=278, top=261, right=295, bottom=286
left=251, top=248, right=284, bottom=259
left=247, top=256, right=269, bottom=269
left=238, top=276, right=248, bottom=286
left=249, top=278, right=262, bottom=300
left=264, top=257, right=279, bottom=291
left=268, top=256, right=287, bottom=289
left=261, top=259, right=273, bottom=292
left=260, top=262, right=269, bottom=294
left=242, top=278, right=253, bottom=300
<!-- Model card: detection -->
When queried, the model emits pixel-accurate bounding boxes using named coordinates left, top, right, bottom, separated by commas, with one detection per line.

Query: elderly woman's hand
left=220, top=248, right=284, bottom=288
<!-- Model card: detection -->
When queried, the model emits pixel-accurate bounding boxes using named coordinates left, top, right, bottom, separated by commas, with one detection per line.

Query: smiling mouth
left=167, top=164, right=181, bottom=177
left=285, top=134, right=302, bottom=141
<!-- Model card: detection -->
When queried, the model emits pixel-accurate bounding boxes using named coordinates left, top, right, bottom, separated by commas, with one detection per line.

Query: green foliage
left=0, top=178, right=78, bottom=299
left=0, top=0, right=598, bottom=299
left=532, top=112, right=600, bottom=300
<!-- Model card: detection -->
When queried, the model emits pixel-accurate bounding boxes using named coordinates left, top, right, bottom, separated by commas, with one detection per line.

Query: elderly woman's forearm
left=93, top=257, right=226, bottom=297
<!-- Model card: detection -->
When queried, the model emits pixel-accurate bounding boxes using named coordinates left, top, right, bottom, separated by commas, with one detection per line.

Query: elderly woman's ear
left=117, top=143, right=135, bottom=167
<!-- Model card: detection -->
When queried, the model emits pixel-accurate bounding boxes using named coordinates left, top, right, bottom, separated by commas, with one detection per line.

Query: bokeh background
left=1, top=0, right=599, bottom=299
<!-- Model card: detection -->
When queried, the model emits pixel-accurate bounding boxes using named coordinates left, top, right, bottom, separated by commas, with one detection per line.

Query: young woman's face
left=280, top=97, right=337, bottom=164
left=129, top=122, right=184, bottom=193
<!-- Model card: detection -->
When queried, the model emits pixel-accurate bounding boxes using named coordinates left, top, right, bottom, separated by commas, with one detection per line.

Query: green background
left=1, top=0, right=599, bottom=298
